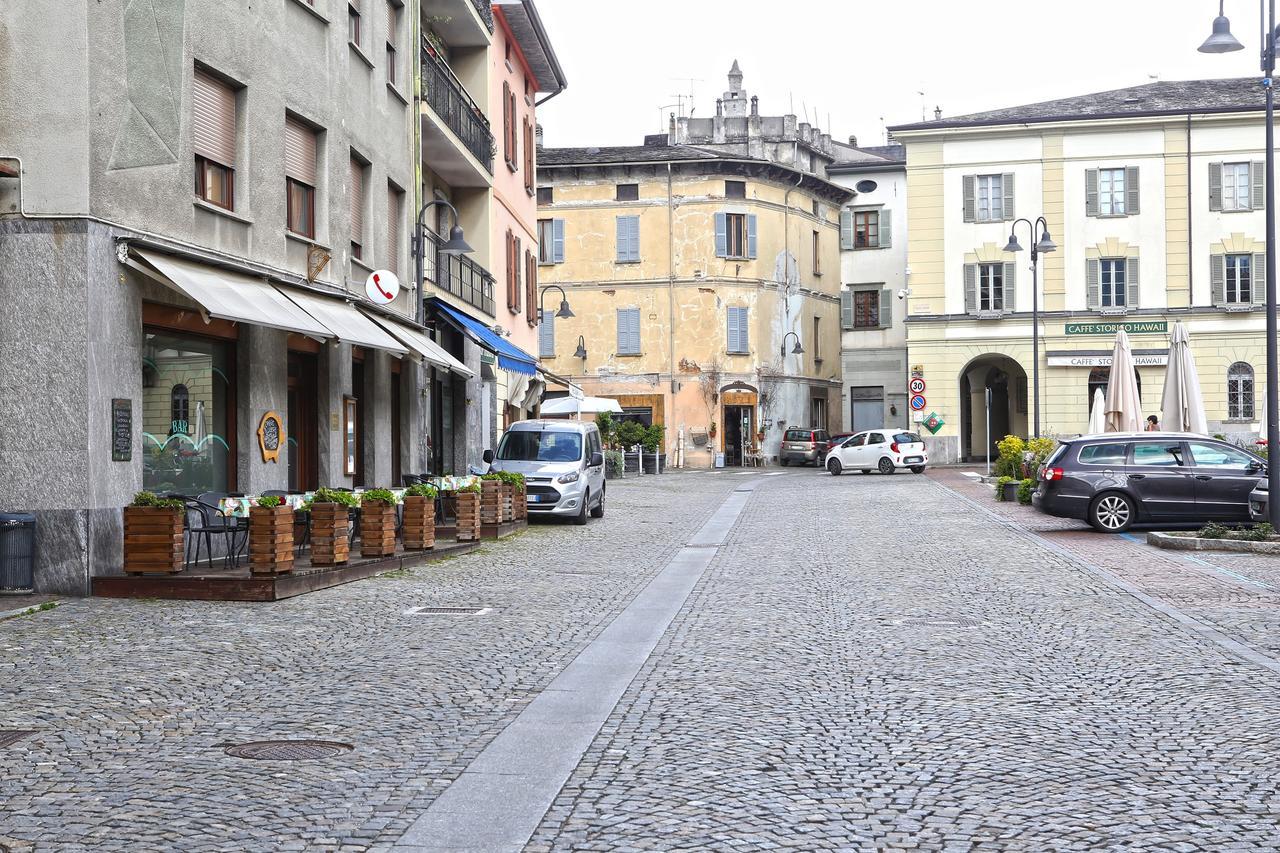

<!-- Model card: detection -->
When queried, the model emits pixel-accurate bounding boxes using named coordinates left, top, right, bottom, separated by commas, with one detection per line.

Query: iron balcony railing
left=421, top=44, right=495, bottom=173
left=424, top=229, right=495, bottom=316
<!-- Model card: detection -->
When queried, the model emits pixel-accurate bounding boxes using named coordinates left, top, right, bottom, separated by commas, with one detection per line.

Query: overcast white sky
left=534, top=0, right=1266, bottom=149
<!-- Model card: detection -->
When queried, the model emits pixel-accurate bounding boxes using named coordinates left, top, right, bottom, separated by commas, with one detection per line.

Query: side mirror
left=1248, top=460, right=1264, bottom=473
left=590, top=451, right=604, bottom=468
left=482, top=449, right=494, bottom=464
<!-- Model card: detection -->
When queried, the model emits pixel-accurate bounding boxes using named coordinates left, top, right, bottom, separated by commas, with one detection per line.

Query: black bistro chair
left=196, top=492, right=248, bottom=566
left=183, top=500, right=238, bottom=571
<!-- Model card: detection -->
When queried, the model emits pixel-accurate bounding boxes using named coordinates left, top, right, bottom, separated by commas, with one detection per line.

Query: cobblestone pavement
left=5, top=468, right=1280, bottom=851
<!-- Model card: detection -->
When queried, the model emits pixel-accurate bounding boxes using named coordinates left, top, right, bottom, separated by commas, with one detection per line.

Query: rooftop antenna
left=880, top=116, right=886, bottom=144
left=918, top=91, right=926, bottom=122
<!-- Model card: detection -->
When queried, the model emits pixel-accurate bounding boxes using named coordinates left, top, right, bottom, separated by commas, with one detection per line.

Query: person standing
left=1145, top=415, right=1160, bottom=432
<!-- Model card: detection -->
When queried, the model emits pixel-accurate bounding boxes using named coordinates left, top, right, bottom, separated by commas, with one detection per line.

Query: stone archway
left=959, top=354, right=1029, bottom=462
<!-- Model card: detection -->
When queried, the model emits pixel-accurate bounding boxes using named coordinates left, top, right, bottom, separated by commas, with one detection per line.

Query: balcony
left=422, top=0, right=492, bottom=47
left=421, top=44, right=495, bottom=185
left=425, top=229, right=495, bottom=316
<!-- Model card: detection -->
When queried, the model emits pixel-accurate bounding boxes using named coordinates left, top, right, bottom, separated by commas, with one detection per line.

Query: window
left=1087, top=366, right=1142, bottom=407
left=1222, top=162, right=1251, bottom=211
left=142, top=330, right=233, bottom=495
left=1100, top=259, right=1126, bottom=308
left=725, top=180, right=746, bottom=199
left=387, top=183, right=403, bottom=274
left=1098, top=168, right=1125, bottom=215
left=812, top=230, right=821, bottom=274
left=854, top=211, right=878, bottom=248
left=811, top=200, right=821, bottom=217
left=1227, top=254, right=1252, bottom=303
left=811, top=396, right=826, bottom=429
left=349, top=155, right=365, bottom=260
left=1087, top=166, right=1139, bottom=216
left=385, top=1, right=400, bottom=85
left=617, top=308, right=641, bottom=355
left=1228, top=362, right=1255, bottom=420
left=284, top=116, right=318, bottom=239
left=977, top=174, right=1004, bottom=221
left=1078, top=443, right=1128, bottom=465
left=348, top=1, right=362, bottom=48
left=1132, top=443, right=1183, bottom=467
left=855, top=179, right=877, bottom=193
left=854, top=290, right=879, bottom=328
left=1087, top=258, right=1138, bottom=311
left=616, top=183, right=639, bottom=201
left=170, top=384, right=190, bottom=434
left=715, top=212, right=756, bottom=259
left=1187, top=441, right=1255, bottom=469
left=616, top=215, right=640, bottom=262
left=726, top=306, right=749, bottom=354
left=502, top=81, right=518, bottom=171
left=978, top=263, right=1004, bottom=311
left=192, top=69, right=236, bottom=210
left=537, top=218, right=564, bottom=263
left=539, top=309, right=555, bottom=357
left=812, top=316, right=820, bottom=361
left=505, top=229, right=521, bottom=314
left=537, top=186, right=553, bottom=205
left=523, top=118, right=535, bottom=194
left=843, top=288, right=890, bottom=330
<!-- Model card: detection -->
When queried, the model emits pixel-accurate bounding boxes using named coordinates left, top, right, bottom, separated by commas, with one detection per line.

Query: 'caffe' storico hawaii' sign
left=1064, top=320, right=1168, bottom=336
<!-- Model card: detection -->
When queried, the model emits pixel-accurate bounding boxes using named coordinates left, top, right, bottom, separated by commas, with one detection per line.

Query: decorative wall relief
left=108, top=0, right=185, bottom=170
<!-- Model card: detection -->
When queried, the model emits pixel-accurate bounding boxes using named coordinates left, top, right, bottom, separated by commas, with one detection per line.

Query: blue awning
left=431, top=300, right=538, bottom=376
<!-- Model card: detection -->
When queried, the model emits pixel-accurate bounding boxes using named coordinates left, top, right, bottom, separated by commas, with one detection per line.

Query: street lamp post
left=1199, top=0, right=1280, bottom=528
left=1003, top=217, right=1057, bottom=439
left=412, top=198, right=473, bottom=325
left=538, top=284, right=575, bottom=321
left=779, top=331, right=804, bottom=361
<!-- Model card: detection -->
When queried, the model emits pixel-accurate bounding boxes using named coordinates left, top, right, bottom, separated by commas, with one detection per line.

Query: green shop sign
left=1064, top=320, right=1168, bottom=336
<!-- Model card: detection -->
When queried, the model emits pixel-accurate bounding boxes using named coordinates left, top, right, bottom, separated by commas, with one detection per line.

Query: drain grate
left=0, top=730, right=35, bottom=748
left=886, top=617, right=986, bottom=628
left=403, top=606, right=492, bottom=616
left=224, top=740, right=352, bottom=761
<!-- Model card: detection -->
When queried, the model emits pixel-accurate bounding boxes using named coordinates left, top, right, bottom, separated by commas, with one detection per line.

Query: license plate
left=529, top=494, right=547, bottom=503
left=905, top=456, right=923, bottom=463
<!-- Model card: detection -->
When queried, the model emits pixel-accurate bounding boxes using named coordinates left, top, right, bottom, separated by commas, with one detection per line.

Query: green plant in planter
left=616, top=420, right=646, bottom=449
left=257, top=495, right=283, bottom=509
left=641, top=424, right=666, bottom=453
left=595, top=412, right=616, bottom=448
left=994, top=476, right=1015, bottom=501
left=994, top=435, right=1025, bottom=479
left=480, top=472, right=503, bottom=481
left=1016, top=478, right=1036, bottom=505
left=361, top=488, right=397, bottom=505
left=404, top=483, right=439, bottom=499
left=129, top=491, right=184, bottom=511
left=494, top=471, right=525, bottom=489
left=301, top=487, right=359, bottom=511
left=605, top=449, right=624, bottom=475
left=1025, top=437, right=1057, bottom=477
left=457, top=483, right=482, bottom=495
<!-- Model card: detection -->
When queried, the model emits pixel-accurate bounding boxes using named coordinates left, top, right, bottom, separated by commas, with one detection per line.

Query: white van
left=483, top=420, right=606, bottom=524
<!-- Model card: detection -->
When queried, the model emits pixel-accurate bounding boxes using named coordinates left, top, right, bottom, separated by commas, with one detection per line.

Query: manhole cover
left=403, top=606, right=491, bottom=615
left=0, top=730, right=35, bottom=748
left=887, top=617, right=986, bottom=628
left=224, top=740, right=352, bottom=760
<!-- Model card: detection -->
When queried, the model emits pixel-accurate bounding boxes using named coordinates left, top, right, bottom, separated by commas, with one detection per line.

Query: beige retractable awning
left=278, top=288, right=408, bottom=354
left=132, top=249, right=332, bottom=338
left=361, top=311, right=475, bottom=377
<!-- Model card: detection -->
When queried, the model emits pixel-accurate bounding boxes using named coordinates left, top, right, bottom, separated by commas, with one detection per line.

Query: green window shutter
left=878, top=209, right=891, bottom=248
left=747, top=215, right=758, bottom=258
left=839, top=209, right=853, bottom=250
left=714, top=212, right=727, bottom=257
left=1085, top=168, right=1099, bottom=217
left=1210, top=254, right=1226, bottom=306
left=1126, top=257, right=1140, bottom=309
left=552, top=218, right=565, bottom=262
left=1125, top=165, right=1140, bottom=215
left=1209, top=163, right=1223, bottom=212
left=1254, top=252, right=1267, bottom=304
left=962, top=175, right=976, bottom=222
left=1252, top=161, right=1266, bottom=210
left=539, top=309, right=555, bottom=357
left=1002, top=261, right=1016, bottom=312
left=1086, top=259, right=1100, bottom=310
left=963, top=263, right=977, bottom=313
left=879, top=289, right=893, bottom=328
left=1002, top=172, right=1015, bottom=220
left=840, top=289, right=853, bottom=330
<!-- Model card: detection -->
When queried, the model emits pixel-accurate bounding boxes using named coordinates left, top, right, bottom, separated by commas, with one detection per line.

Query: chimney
left=534, top=123, right=544, bottom=150
left=933, top=106, right=942, bottom=121
left=848, top=135, right=858, bottom=147
left=716, top=98, right=723, bottom=117
left=668, top=111, right=676, bottom=143
left=750, top=95, right=759, bottom=117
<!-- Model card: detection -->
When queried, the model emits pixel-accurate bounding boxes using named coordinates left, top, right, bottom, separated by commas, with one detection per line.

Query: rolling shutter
left=284, top=116, right=317, bottom=185
left=193, top=70, right=236, bottom=166
left=349, top=158, right=364, bottom=245
left=387, top=186, right=400, bottom=274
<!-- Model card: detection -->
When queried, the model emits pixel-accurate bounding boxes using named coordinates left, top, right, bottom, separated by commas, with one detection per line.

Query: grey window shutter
left=747, top=215, right=758, bottom=258
left=879, top=288, right=893, bottom=328
left=714, top=212, right=727, bottom=257
left=726, top=308, right=737, bottom=352
left=963, top=263, right=977, bottom=313
left=1085, top=169, right=1099, bottom=217
left=1252, top=161, right=1266, bottom=210
left=629, top=309, right=641, bottom=353
left=616, top=309, right=626, bottom=352
left=553, top=218, right=565, bottom=262
left=962, top=175, right=976, bottom=222
left=1210, top=254, right=1225, bottom=306
left=878, top=209, right=891, bottom=248
left=1126, top=257, right=1140, bottom=308
left=839, top=289, right=853, bottom=330
left=1125, top=166, right=1140, bottom=215
left=1086, top=259, right=1100, bottom=309
left=1003, top=261, right=1016, bottom=312
left=1254, top=252, right=1267, bottom=304
left=539, top=309, right=555, bottom=357
left=739, top=307, right=749, bottom=352
left=839, top=209, right=853, bottom=250
left=1209, top=162, right=1223, bottom=211
left=1002, top=172, right=1015, bottom=220
left=615, top=216, right=626, bottom=261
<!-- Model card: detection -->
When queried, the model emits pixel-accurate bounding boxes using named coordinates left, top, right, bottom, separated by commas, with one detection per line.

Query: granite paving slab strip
left=391, top=481, right=760, bottom=852
left=933, top=477, right=1280, bottom=677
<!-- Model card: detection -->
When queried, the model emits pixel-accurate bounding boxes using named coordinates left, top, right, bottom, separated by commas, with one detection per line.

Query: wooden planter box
left=456, top=491, right=481, bottom=541
left=480, top=479, right=503, bottom=526
left=309, top=502, right=350, bottom=566
left=402, top=495, right=436, bottom=551
left=123, top=506, right=183, bottom=575
left=512, top=486, right=527, bottom=520
left=360, top=501, right=397, bottom=558
left=249, top=505, right=294, bottom=575
left=501, top=482, right=515, bottom=523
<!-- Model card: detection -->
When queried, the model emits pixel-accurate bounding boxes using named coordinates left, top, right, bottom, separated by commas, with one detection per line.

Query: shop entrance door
left=723, top=405, right=753, bottom=466
left=287, top=351, right=319, bottom=492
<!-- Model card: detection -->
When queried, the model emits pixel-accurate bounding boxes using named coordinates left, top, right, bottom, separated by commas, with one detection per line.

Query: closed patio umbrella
left=1159, top=321, right=1207, bottom=434
left=1104, top=330, right=1143, bottom=433
left=1087, top=387, right=1106, bottom=434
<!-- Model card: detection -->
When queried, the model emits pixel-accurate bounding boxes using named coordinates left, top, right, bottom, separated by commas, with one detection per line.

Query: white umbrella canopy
left=539, top=395, right=623, bottom=417
left=1104, top=330, right=1144, bottom=432
left=1160, top=321, right=1208, bottom=435
left=1087, top=387, right=1106, bottom=434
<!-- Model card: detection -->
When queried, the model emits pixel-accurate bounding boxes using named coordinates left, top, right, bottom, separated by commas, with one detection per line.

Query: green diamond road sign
left=923, top=412, right=945, bottom=435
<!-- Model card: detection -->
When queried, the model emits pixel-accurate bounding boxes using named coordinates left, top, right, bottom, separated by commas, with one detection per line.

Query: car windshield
left=496, top=430, right=583, bottom=462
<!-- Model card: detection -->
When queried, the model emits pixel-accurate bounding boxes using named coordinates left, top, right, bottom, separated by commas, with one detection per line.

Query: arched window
left=1228, top=362, right=1255, bottom=420
left=170, top=384, right=190, bottom=434
left=1087, top=366, right=1142, bottom=413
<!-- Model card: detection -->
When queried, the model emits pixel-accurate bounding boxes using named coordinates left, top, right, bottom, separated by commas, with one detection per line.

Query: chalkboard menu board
left=111, top=398, right=132, bottom=462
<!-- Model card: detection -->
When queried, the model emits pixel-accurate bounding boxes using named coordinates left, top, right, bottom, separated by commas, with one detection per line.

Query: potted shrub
left=359, top=488, right=398, bottom=558
left=479, top=474, right=505, bottom=527
left=995, top=476, right=1017, bottom=502
left=249, top=495, right=294, bottom=575
left=455, top=483, right=481, bottom=541
left=123, top=491, right=185, bottom=575
left=497, top=471, right=527, bottom=520
left=1017, top=478, right=1036, bottom=505
left=617, top=420, right=646, bottom=473
left=595, top=411, right=616, bottom=448
left=304, top=488, right=357, bottom=566
left=402, top=483, right=438, bottom=551
left=641, top=424, right=666, bottom=474
left=605, top=449, right=624, bottom=480
left=708, top=421, right=717, bottom=439
left=994, top=435, right=1025, bottom=480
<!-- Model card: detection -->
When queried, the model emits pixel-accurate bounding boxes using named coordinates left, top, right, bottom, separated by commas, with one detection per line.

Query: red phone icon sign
left=372, top=273, right=394, bottom=300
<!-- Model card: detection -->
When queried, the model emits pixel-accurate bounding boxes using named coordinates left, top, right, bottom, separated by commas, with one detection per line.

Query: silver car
left=484, top=420, right=606, bottom=524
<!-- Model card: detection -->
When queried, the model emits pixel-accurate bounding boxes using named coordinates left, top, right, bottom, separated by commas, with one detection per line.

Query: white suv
left=825, top=430, right=928, bottom=476
left=484, top=420, right=606, bottom=524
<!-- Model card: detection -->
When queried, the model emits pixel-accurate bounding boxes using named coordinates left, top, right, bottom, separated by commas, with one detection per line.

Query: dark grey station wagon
left=1032, top=432, right=1265, bottom=533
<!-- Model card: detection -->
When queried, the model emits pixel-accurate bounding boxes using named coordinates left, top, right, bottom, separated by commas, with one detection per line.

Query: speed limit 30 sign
left=909, top=377, right=926, bottom=395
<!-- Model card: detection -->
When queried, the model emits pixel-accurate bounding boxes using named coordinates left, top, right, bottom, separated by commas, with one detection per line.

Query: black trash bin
left=0, top=513, right=36, bottom=593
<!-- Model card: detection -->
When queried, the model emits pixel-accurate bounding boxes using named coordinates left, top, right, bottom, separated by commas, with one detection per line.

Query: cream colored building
left=890, top=78, right=1271, bottom=463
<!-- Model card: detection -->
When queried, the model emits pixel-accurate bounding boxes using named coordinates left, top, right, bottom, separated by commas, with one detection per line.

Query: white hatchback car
left=825, top=429, right=928, bottom=476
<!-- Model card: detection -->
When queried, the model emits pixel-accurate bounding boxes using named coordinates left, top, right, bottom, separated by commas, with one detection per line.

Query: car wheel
left=878, top=457, right=895, bottom=475
left=1089, top=492, right=1134, bottom=533
left=590, top=486, right=605, bottom=518
left=911, top=466, right=926, bottom=474
left=574, top=491, right=590, bottom=526
left=827, top=458, right=842, bottom=476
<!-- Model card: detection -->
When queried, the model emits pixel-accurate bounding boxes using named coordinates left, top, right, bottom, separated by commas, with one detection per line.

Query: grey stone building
left=0, top=0, right=472, bottom=594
